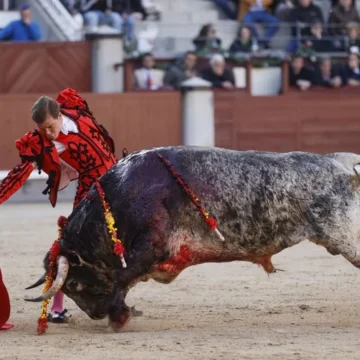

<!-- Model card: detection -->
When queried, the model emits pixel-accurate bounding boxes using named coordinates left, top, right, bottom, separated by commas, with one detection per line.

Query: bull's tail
left=325, top=152, right=360, bottom=176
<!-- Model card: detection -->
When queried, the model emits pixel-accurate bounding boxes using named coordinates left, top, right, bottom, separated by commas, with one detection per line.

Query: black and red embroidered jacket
left=0, top=88, right=117, bottom=208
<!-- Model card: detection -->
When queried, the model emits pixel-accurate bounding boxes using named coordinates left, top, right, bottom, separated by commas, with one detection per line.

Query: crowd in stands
left=60, top=0, right=161, bottom=42
left=132, top=51, right=235, bottom=90
left=1, top=0, right=360, bottom=92
left=201, top=0, right=360, bottom=54
left=129, top=0, right=360, bottom=91
left=0, top=1, right=161, bottom=43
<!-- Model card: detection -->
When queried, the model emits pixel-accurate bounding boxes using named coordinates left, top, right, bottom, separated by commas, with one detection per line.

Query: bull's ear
left=67, top=251, right=86, bottom=266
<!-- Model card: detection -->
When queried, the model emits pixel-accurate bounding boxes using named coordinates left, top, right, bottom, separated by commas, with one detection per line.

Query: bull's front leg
left=109, top=241, right=158, bottom=331
left=108, top=287, right=132, bottom=332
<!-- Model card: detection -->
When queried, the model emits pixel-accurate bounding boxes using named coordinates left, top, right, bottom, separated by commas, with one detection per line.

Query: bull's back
left=101, top=147, right=360, bottom=252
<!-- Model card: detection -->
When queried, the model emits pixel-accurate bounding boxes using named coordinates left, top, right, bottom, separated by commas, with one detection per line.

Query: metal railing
left=33, top=0, right=83, bottom=40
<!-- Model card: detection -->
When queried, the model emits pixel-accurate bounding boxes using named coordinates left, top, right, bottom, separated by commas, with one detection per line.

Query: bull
left=25, top=146, right=360, bottom=331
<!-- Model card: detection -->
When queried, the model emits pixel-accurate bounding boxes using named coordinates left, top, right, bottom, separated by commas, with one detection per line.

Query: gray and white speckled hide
left=47, top=146, right=360, bottom=329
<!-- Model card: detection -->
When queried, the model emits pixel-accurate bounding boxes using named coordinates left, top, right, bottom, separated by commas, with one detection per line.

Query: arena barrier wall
left=214, top=87, right=360, bottom=154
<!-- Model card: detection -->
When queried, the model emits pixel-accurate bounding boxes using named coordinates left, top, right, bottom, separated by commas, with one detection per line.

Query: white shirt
left=250, top=0, right=264, bottom=11
left=53, top=114, right=78, bottom=153
left=53, top=114, right=79, bottom=190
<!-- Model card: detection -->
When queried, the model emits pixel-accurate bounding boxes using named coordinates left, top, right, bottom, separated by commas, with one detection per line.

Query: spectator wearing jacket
left=238, top=0, right=280, bottom=49
left=81, top=0, right=125, bottom=36
left=0, top=4, right=41, bottom=42
left=229, top=25, right=255, bottom=53
left=328, top=0, right=360, bottom=36
left=163, top=51, right=198, bottom=89
left=200, top=53, right=236, bottom=89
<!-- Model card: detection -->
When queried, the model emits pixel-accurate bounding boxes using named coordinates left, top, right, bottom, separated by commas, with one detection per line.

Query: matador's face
left=37, top=113, right=63, bottom=141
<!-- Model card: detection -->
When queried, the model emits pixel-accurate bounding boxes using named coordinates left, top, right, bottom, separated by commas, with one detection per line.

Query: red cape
left=0, top=268, right=13, bottom=330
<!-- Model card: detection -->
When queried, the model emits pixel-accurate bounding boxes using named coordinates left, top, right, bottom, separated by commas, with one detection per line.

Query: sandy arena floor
left=1, top=203, right=360, bottom=360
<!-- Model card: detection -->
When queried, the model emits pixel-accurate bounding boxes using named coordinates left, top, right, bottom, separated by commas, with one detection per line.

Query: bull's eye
left=66, top=279, right=86, bottom=292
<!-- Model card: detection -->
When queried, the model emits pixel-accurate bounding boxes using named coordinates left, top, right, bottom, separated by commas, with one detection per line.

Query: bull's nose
left=89, top=310, right=107, bottom=320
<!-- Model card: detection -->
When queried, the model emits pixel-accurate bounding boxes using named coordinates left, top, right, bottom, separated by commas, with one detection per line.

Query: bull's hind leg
left=316, top=236, right=360, bottom=269
left=336, top=243, right=360, bottom=269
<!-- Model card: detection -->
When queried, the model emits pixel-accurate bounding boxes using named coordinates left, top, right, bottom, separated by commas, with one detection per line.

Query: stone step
left=136, top=21, right=240, bottom=38
left=157, top=0, right=216, bottom=12
left=160, top=9, right=219, bottom=24
left=151, top=35, right=235, bottom=54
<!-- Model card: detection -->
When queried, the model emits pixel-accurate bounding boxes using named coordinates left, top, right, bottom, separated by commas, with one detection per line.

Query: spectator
left=328, top=0, right=360, bottom=36
left=200, top=53, right=236, bottom=89
left=289, top=54, right=315, bottom=90
left=113, top=0, right=147, bottom=20
left=239, top=0, right=280, bottom=49
left=331, top=0, right=355, bottom=7
left=0, top=4, right=41, bottom=42
left=229, top=25, right=255, bottom=53
left=133, top=53, right=164, bottom=90
left=301, top=20, right=335, bottom=52
left=0, top=0, right=16, bottom=10
left=275, top=0, right=299, bottom=20
left=61, top=1, right=84, bottom=31
left=339, top=52, right=360, bottom=86
left=192, top=24, right=222, bottom=53
left=345, top=22, right=360, bottom=52
left=313, top=57, right=342, bottom=87
left=213, top=0, right=238, bottom=20
left=141, top=0, right=161, bottom=20
left=163, top=51, right=198, bottom=90
left=112, top=0, right=145, bottom=42
left=288, top=0, right=324, bottom=38
left=81, top=0, right=125, bottom=36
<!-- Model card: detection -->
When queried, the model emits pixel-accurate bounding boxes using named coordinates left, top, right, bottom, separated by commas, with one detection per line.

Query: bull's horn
left=25, top=273, right=46, bottom=290
left=24, top=256, right=69, bottom=303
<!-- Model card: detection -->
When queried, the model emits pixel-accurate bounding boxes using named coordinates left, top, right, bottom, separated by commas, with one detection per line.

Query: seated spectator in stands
left=288, top=0, right=323, bottom=51
left=275, top=0, right=298, bottom=20
left=193, top=24, right=222, bottom=53
left=0, top=4, right=41, bottom=42
left=133, top=53, right=164, bottom=90
left=229, top=25, right=255, bottom=53
left=328, top=0, right=360, bottom=36
left=339, top=52, right=360, bottom=86
left=238, top=0, right=280, bottom=49
left=61, top=1, right=84, bottom=31
left=331, top=0, right=355, bottom=8
left=82, top=0, right=134, bottom=42
left=313, top=57, right=342, bottom=87
left=113, top=0, right=146, bottom=20
left=0, top=0, right=17, bottom=10
left=200, top=53, right=235, bottom=89
left=343, top=22, right=360, bottom=51
left=112, top=0, right=146, bottom=41
left=141, top=0, right=161, bottom=20
left=163, top=51, right=198, bottom=90
left=301, top=20, right=335, bottom=52
left=289, top=54, right=315, bottom=90
left=213, top=0, right=238, bottom=20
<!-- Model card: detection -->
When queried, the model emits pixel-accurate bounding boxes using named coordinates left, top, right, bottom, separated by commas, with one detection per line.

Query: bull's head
left=25, top=250, right=116, bottom=321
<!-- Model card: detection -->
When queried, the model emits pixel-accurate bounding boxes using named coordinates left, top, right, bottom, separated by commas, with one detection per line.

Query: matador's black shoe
left=47, top=309, right=71, bottom=324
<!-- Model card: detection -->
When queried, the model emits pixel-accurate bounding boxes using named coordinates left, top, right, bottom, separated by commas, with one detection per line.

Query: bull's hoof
left=110, top=309, right=132, bottom=332
left=130, top=306, right=143, bottom=317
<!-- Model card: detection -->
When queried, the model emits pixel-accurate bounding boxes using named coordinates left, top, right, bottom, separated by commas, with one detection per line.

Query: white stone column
left=85, top=32, right=124, bottom=93
left=181, top=77, right=214, bottom=147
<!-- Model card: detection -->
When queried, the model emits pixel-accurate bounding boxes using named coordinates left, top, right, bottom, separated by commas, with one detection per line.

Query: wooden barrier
left=0, top=41, right=91, bottom=93
left=0, top=92, right=182, bottom=170
left=214, top=87, right=360, bottom=154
